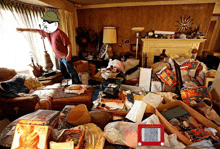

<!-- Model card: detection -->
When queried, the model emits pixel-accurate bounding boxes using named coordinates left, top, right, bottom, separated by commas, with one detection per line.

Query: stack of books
left=11, top=109, right=60, bottom=149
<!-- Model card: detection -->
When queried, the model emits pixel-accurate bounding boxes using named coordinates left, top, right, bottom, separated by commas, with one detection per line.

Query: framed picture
left=205, top=77, right=214, bottom=88
left=131, top=44, right=141, bottom=52
left=123, top=39, right=130, bottom=45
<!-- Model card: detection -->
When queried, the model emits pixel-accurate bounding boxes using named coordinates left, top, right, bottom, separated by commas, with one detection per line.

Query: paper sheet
left=104, top=102, right=124, bottom=110
left=142, top=93, right=163, bottom=108
left=125, top=100, right=147, bottom=122
left=50, top=141, right=74, bottom=149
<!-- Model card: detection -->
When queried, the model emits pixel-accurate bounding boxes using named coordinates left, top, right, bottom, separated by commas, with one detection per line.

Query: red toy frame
left=138, top=124, right=164, bottom=146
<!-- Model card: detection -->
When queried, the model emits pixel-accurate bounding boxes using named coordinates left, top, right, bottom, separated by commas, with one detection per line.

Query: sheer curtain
left=0, top=1, right=55, bottom=72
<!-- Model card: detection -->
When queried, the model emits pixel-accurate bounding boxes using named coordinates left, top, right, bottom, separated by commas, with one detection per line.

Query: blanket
left=33, top=83, right=61, bottom=110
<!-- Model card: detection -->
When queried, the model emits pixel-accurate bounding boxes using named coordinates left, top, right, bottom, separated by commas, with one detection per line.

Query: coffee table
left=52, top=86, right=93, bottom=111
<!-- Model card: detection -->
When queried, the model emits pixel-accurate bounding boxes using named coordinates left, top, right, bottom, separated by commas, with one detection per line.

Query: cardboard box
left=11, top=110, right=60, bottom=149
left=156, top=100, right=220, bottom=146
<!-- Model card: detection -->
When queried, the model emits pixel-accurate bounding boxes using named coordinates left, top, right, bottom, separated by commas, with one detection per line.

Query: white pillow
left=123, top=59, right=140, bottom=74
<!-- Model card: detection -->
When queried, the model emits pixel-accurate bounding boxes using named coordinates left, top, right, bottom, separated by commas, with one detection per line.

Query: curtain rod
left=0, top=0, right=56, bottom=10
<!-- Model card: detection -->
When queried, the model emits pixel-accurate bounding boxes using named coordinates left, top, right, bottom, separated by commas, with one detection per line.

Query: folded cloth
left=64, top=85, right=87, bottom=95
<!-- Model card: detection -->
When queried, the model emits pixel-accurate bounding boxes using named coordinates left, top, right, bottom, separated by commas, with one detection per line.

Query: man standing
left=17, top=12, right=81, bottom=84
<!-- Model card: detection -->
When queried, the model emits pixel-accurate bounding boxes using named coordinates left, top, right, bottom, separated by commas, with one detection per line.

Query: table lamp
left=132, top=27, right=144, bottom=59
left=102, top=27, right=117, bottom=59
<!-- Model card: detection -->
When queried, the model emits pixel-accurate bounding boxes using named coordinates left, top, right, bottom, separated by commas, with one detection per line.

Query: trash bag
left=104, top=121, right=138, bottom=148
left=71, top=123, right=105, bottom=149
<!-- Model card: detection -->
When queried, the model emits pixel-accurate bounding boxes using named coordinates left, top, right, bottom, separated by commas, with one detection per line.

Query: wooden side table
left=38, top=72, right=62, bottom=85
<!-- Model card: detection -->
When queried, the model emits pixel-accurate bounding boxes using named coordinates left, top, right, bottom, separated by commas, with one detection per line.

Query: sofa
left=0, top=68, right=93, bottom=121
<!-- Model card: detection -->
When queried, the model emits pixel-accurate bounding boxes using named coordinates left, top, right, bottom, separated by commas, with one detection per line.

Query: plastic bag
left=107, top=59, right=124, bottom=72
left=68, top=123, right=105, bottom=149
left=104, top=121, right=138, bottom=148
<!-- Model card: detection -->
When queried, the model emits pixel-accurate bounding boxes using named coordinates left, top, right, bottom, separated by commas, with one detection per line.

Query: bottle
left=159, top=49, right=167, bottom=61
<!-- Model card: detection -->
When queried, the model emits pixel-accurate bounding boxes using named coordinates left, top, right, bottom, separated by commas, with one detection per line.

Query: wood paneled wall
left=77, top=3, right=215, bottom=56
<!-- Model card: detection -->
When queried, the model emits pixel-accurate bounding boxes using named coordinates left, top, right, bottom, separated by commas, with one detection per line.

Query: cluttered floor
left=1, top=54, right=220, bottom=149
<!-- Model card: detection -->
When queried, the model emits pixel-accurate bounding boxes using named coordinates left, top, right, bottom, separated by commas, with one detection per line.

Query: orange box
left=11, top=110, right=60, bottom=149
left=58, top=130, right=85, bottom=149
left=11, top=123, right=52, bottom=149
left=156, top=100, right=220, bottom=146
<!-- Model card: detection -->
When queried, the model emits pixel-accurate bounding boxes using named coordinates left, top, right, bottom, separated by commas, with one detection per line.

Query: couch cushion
left=0, top=68, right=17, bottom=82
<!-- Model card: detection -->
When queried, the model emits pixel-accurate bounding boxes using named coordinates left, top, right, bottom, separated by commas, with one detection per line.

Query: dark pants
left=58, top=58, right=81, bottom=84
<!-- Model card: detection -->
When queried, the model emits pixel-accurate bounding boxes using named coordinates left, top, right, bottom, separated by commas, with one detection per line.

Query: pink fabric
left=38, top=29, right=71, bottom=59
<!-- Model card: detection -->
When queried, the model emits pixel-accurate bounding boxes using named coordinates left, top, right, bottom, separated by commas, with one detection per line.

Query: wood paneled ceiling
left=16, top=0, right=219, bottom=13
left=67, top=0, right=175, bottom=5
left=18, top=0, right=219, bottom=7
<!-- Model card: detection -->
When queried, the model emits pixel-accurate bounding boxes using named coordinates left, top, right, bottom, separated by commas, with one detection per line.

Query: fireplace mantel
left=141, top=39, right=206, bottom=67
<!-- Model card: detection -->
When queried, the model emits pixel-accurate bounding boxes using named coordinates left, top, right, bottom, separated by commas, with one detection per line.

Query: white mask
left=42, top=21, right=58, bottom=33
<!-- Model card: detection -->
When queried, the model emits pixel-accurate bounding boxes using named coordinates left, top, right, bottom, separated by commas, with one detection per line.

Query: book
left=57, top=130, right=85, bottom=149
left=11, top=123, right=52, bottom=149
left=17, top=109, right=60, bottom=127
left=11, top=110, right=60, bottom=149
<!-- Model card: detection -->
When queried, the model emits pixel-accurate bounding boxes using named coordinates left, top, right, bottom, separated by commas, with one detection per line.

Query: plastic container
left=100, top=78, right=122, bottom=98
left=66, top=104, right=91, bottom=126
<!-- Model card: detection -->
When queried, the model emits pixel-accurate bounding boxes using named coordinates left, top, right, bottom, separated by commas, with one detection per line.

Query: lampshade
left=103, top=27, right=117, bottom=44
left=132, top=27, right=144, bottom=32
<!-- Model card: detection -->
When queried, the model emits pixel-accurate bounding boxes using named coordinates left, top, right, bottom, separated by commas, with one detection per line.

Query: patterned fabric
left=24, top=76, right=42, bottom=89
left=99, top=43, right=108, bottom=58
left=180, top=86, right=213, bottom=105
left=157, top=67, right=177, bottom=87
left=53, top=87, right=92, bottom=99
left=64, top=85, right=87, bottom=95
left=181, top=60, right=199, bottom=70
left=180, top=67, right=191, bottom=83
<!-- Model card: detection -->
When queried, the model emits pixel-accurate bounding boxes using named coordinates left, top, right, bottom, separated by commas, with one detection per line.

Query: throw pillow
left=157, top=66, right=177, bottom=87
left=0, top=68, right=17, bottom=82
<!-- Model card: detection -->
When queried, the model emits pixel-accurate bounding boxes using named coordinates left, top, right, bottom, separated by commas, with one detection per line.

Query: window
left=0, top=2, right=54, bottom=72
